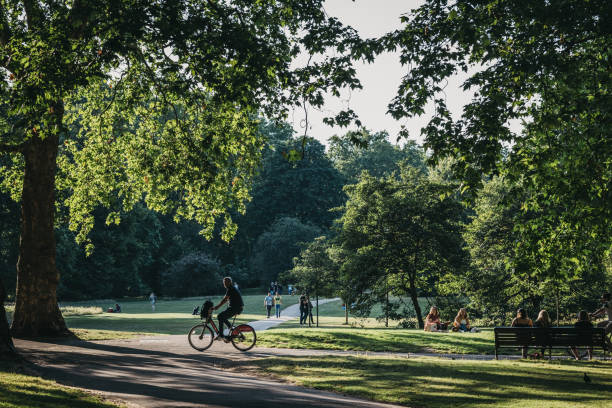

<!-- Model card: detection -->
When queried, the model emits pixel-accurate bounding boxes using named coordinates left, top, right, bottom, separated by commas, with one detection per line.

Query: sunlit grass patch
left=249, top=355, right=612, bottom=408
left=71, top=328, right=157, bottom=341
left=258, top=327, right=497, bottom=354
left=0, top=361, right=123, bottom=408
left=60, top=306, right=104, bottom=316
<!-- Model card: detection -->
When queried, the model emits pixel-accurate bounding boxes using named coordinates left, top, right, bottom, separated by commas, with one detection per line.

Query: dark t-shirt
left=575, top=320, right=593, bottom=330
left=226, top=285, right=244, bottom=309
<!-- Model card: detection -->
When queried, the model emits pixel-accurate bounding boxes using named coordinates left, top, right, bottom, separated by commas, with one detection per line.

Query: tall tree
left=283, top=235, right=337, bottom=327
left=336, top=167, right=467, bottom=328
left=0, top=1, right=365, bottom=338
left=383, top=0, right=611, bottom=282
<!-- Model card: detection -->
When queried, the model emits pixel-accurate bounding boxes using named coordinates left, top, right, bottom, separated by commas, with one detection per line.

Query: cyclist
left=212, top=277, right=244, bottom=341
left=590, top=292, right=612, bottom=346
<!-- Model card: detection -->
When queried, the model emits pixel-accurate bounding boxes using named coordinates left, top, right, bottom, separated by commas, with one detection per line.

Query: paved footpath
left=15, top=298, right=405, bottom=408
left=248, top=297, right=338, bottom=331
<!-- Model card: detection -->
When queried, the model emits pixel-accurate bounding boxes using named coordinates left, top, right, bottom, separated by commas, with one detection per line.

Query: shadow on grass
left=0, top=361, right=118, bottom=408
left=249, top=355, right=612, bottom=408
left=259, top=329, right=497, bottom=354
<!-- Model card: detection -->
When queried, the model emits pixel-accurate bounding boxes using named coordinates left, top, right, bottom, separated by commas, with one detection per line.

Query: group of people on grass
left=424, top=306, right=480, bottom=333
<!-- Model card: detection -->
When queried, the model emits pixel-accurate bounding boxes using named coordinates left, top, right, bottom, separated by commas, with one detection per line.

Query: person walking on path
left=299, top=295, right=308, bottom=325
left=274, top=292, right=282, bottom=318
left=307, top=296, right=314, bottom=325
left=264, top=292, right=274, bottom=318
left=149, top=292, right=157, bottom=312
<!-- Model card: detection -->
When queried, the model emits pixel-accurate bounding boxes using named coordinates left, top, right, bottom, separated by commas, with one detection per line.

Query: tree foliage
left=383, top=0, right=611, bottom=280
left=328, top=129, right=426, bottom=183
left=250, top=216, right=322, bottom=285
left=0, top=0, right=368, bottom=337
left=283, top=235, right=336, bottom=297
left=335, top=166, right=467, bottom=328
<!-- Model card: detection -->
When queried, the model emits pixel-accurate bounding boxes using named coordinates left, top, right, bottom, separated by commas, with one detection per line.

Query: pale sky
left=291, top=0, right=472, bottom=146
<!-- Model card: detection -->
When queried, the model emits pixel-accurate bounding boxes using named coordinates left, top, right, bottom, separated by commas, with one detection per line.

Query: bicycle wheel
left=230, top=324, right=256, bottom=351
left=188, top=323, right=214, bottom=351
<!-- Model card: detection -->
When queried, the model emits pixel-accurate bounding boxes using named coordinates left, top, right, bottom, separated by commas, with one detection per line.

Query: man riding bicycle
left=212, top=277, right=244, bottom=342
left=590, top=292, right=612, bottom=346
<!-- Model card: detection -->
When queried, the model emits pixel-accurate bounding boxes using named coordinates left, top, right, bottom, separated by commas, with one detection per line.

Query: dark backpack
left=200, top=300, right=214, bottom=319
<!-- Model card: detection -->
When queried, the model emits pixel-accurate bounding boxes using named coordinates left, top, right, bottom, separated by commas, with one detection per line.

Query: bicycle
left=188, top=306, right=256, bottom=352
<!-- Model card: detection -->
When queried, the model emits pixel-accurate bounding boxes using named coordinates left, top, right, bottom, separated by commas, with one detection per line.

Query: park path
left=15, top=298, right=406, bottom=408
left=247, top=297, right=339, bottom=331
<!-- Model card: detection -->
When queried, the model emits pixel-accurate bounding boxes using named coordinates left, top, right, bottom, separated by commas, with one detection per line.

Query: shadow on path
left=14, top=337, right=402, bottom=408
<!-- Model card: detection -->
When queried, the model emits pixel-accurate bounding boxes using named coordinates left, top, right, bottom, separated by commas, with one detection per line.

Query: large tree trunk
left=408, top=275, right=424, bottom=329
left=0, top=278, right=16, bottom=357
left=11, top=132, right=69, bottom=337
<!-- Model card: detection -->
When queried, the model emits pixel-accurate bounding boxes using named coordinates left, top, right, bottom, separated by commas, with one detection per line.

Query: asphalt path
left=14, top=298, right=404, bottom=408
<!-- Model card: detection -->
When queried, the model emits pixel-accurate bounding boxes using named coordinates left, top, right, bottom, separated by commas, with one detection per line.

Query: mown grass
left=258, top=327, right=497, bottom=354
left=5, top=294, right=299, bottom=340
left=62, top=295, right=299, bottom=339
left=0, top=361, right=123, bottom=408
left=248, top=355, right=612, bottom=408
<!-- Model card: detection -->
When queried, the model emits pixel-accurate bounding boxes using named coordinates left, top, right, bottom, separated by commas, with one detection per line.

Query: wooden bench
left=494, top=327, right=608, bottom=360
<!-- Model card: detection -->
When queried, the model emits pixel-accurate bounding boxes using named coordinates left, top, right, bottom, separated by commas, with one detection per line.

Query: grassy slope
left=249, top=355, right=612, bottom=408
left=0, top=361, right=122, bottom=408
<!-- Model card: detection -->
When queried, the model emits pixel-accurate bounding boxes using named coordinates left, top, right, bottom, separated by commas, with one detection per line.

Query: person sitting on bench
left=590, top=292, right=612, bottom=349
left=571, top=311, right=593, bottom=360
left=511, top=308, right=533, bottom=327
left=511, top=308, right=533, bottom=358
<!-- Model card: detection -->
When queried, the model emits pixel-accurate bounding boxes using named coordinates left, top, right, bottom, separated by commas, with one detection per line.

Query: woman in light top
left=274, top=292, right=282, bottom=318
left=453, top=308, right=471, bottom=332
left=424, top=306, right=445, bottom=331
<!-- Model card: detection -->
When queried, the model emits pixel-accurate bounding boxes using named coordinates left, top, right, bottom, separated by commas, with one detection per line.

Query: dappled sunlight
left=250, top=355, right=612, bottom=408
left=0, top=367, right=118, bottom=408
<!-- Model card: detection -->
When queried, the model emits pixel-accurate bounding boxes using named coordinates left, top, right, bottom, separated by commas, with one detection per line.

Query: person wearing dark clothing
left=213, top=277, right=244, bottom=341
left=511, top=308, right=533, bottom=358
left=307, top=297, right=314, bottom=324
left=571, top=311, right=593, bottom=360
left=114, top=303, right=121, bottom=313
left=533, top=310, right=551, bottom=358
left=299, top=295, right=308, bottom=325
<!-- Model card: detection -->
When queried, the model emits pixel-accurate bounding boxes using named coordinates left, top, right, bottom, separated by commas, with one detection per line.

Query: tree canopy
left=335, top=166, right=467, bottom=328
left=379, top=0, right=611, bottom=285
left=0, top=0, right=367, bottom=339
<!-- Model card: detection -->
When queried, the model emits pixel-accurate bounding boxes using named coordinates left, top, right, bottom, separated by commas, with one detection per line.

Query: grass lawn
left=62, top=294, right=299, bottom=339
left=258, top=327, right=497, bottom=354
left=247, top=355, right=612, bottom=408
left=0, top=361, right=123, bottom=408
